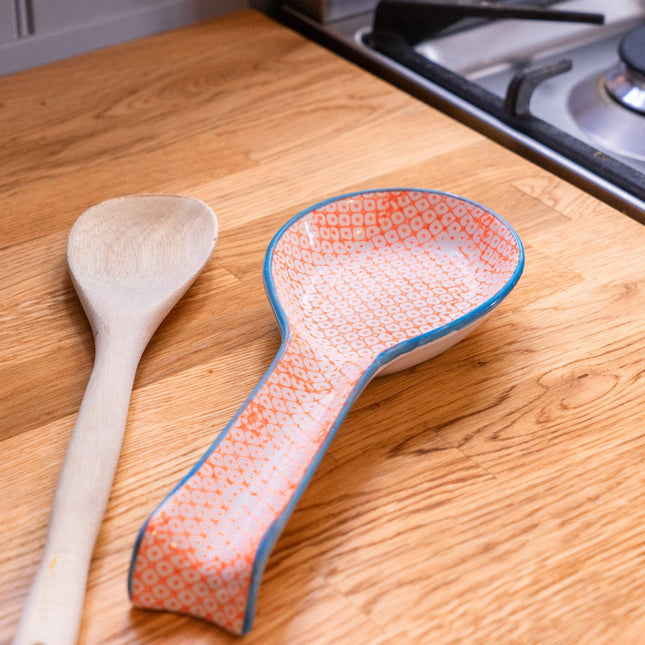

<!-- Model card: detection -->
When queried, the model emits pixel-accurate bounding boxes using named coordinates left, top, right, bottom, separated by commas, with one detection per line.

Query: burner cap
left=605, top=26, right=645, bottom=115
left=619, top=26, right=645, bottom=77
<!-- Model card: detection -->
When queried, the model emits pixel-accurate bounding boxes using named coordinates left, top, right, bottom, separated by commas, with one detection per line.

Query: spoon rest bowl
left=129, top=188, right=524, bottom=634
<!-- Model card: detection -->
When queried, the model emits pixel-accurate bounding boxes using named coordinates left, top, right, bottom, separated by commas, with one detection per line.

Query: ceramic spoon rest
left=129, top=188, right=524, bottom=634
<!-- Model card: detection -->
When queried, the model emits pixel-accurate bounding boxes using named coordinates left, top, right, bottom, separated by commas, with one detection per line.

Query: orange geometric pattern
left=129, top=190, right=523, bottom=634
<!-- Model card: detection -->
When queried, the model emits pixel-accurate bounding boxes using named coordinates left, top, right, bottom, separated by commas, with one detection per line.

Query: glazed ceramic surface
left=129, top=189, right=524, bottom=634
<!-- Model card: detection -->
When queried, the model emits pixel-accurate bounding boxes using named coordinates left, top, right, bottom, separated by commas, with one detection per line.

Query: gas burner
left=569, top=25, right=645, bottom=163
left=604, top=26, right=645, bottom=114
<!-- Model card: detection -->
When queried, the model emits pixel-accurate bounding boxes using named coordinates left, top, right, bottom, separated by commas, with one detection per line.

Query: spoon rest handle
left=129, top=334, right=368, bottom=635
left=13, top=342, right=140, bottom=645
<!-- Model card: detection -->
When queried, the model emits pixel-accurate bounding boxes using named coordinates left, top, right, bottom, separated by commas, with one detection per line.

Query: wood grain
left=1, top=9, right=644, bottom=645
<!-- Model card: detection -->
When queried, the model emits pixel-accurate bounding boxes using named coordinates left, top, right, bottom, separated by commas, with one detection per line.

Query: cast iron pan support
left=504, top=59, right=573, bottom=116
left=369, top=0, right=604, bottom=46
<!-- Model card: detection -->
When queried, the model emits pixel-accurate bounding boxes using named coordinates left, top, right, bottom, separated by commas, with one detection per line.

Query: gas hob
left=280, top=0, right=645, bottom=220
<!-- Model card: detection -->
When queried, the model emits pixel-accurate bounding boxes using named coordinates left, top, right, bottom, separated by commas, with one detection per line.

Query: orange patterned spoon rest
left=129, top=188, right=524, bottom=634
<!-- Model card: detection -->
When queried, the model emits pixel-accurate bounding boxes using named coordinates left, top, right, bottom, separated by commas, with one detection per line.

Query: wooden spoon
left=13, top=194, right=218, bottom=645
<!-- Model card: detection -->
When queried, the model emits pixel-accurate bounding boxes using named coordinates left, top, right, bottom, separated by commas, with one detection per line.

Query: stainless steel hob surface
left=279, top=0, right=645, bottom=220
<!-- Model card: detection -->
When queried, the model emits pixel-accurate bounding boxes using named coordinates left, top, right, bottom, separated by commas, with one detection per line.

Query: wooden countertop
left=2, top=10, right=644, bottom=644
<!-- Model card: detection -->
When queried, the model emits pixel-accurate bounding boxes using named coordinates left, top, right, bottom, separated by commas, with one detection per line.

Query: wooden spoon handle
left=129, top=334, right=370, bottom=635
left=13, top=338, right=141, bottom=645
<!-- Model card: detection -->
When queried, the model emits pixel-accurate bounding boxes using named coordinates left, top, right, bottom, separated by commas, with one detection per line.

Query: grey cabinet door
left=1, top=0, right=247, bottom=76
left=0, top=0, right=17, bottom=44
left=30, top=0, right=163, bottom=34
